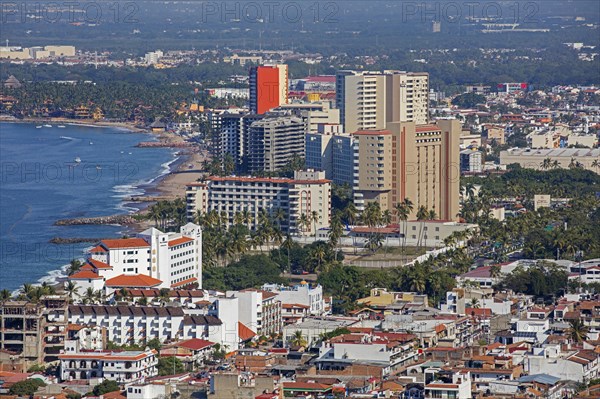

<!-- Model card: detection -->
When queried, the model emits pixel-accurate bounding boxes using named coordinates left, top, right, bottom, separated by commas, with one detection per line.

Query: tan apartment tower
left=352, top=119, right=461, bottom=221
left=336, top=70, right=429, bottom=132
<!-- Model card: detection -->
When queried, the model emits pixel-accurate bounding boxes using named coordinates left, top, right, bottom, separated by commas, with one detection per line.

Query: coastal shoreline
left=1, top=120, right=207, bottom=292
left=11, top=116, right=148, bottom=133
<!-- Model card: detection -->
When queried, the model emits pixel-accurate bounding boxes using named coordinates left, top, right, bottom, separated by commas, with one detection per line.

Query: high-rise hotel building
left=249, top=64, right=289, bottom=114
left=352, top=120, right=461, bottom=221
left=336, top=70, right=429, bottom=132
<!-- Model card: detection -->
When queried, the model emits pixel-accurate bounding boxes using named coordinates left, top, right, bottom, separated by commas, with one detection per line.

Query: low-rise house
left=281, top=303, right=310, bottom=325
left=262, top=282, right=327, bottom=316
left=424, top=368, right=472, bottom=399
left=282, top=317, right=358, bottom=347
left=526, top=346, right=599, bottom=382
left=59, top=349, right=158, bottom=383
left=126, top=382, right=176, bottom=399
left=160, top=338, right=215, bottom=370
left=316, top=332, right=418, bottom=377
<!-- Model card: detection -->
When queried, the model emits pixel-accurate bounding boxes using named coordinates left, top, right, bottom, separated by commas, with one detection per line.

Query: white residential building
left=67, top=223, right=203, bottom=291
left=424, top=368, right=472, bottom=399
left=316, top=332, right=419, bottom=376
left=145, top=50, right=163, bottom=65
left=68, top=305, right=185, bottom=345
left=227, top=289, right=282, bottom=336
left=526, top=346, right=599, bottom=382
left=186, top=171, right=331, bottom=235
left=59, top=349, right=158, bottom=383
left=127, top=383, right=175, bottom=399
left=262, top=282, right=326, bottom=315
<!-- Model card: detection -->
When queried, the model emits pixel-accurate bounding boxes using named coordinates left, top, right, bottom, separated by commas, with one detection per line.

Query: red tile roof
left=69, top=270, right=102, bottom=280
left=282, top=303, right=310, bottom=309
left=460, top=266, right=492, bottom=278
left=170, top=277, right=198, bottom=288
left=105, top=274, right=162, bottom=288
left=466, top=308, right=492, bottom=317
left=88, top=258, right=112, bottom=269
left=238, top=322, right=256, bottom=342
left=100, top=238, right=150, bottom=249
left=89, top=245, right=107, bottom=253
left=168, top=237, right=194, bottom=247
left=175, top=338, right=215, bottom=351
left=427, top=384, right=459, bottom=389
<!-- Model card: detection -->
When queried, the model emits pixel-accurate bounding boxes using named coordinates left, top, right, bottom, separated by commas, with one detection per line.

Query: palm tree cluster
left=4, top=81, right=205, bottom=124
left=17, top=283, right=56, bottom=303
left=195, top=208, right=286, bottom=267
left=145, top=199, right=187, bottom=231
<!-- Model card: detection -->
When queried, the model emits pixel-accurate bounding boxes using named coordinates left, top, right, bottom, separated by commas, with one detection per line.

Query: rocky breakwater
left=136, top=141, right=197, bottom=148
left=54, top=214, right=137, bottom=226
left=49, top=237, right=107, bottom=244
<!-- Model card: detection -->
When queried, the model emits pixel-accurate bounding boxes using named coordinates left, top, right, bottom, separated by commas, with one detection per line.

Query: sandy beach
left=153, top=151, right=207, bottom=199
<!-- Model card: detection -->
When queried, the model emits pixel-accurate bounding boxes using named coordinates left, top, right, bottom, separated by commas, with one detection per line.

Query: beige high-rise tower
left=336, top=70, right=429, bottom=133
left=352, top=120, right=461, bottom=221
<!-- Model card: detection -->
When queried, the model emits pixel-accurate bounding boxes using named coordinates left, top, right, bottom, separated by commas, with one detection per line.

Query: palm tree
left=290, top=330, right=307, bottom=348
left=366, top=233, right=385, bottom=254
left=298, top=213, right=310, bottom=241
left=273, top=208, right=286, bottom=231
left=281, top=234, right=294, bottom=272
left=82, top=288, right=97, bottom=305
left=343, top=202, right=358, bottom=226
left=158, top=288, right=171, bottom=305
left=233, top=211, right=244, bottom=226
left=381, top=209, right=392, bottom=226
left=551, top=160, right=560, bottom=169
left=311, top=210, right=320, bottom=237
left=64, top=281, right=79, bottom=302
left=343, top=202, right=359, bottom=253
left=309, top=246, right=327, bottom=273
left=566, top=319, right=589, bottom=343
left=469, top=298, right=481, bottom=309
left=540, top=157, right=552, bottom=170
left=592, top=159, right=600, bottom=172
left=241, top=209, right=252, bottom=231
left=0, top=289, right=11, bottom=301
left=20, top=283, right=34, bottom=299
left=67, top=259, right=83, bottom=276
left=328, top=215, right=344, bottom=261
left=395, top=198, right=413, bottom=263
left=416, top=206, right=428, bottom=249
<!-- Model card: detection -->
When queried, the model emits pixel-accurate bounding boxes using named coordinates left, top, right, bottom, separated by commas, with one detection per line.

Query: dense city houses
left=1, top=15, right=600, bottom=398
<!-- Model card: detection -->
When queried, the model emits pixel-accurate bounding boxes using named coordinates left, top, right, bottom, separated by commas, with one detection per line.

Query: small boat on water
left=96, top=165, right=102, bottom=170
left=74, top=157, right=81, bottom=163
left=43, top=124, right=52, bottom=128
left=58, top=125, right=66, bottom=128
left=89, top=140, right=93, bottom=145
left=120, top=151, right=124, bottom=154
left=36, top=125, right=42, bottom=129
left=128, top=152, right=132, bottom=155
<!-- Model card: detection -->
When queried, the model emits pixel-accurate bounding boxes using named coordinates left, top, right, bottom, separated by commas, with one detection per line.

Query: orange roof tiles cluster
left=105, top=274, right=162, bottom=287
